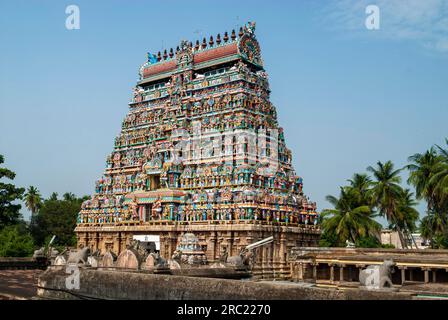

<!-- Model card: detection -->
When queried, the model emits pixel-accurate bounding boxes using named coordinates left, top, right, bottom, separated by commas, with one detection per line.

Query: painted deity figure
left=152, top=198, right=162, bottom=220
left=163, top=205, right=170, bottom=220
left=128, top=196, right=139, bottom=221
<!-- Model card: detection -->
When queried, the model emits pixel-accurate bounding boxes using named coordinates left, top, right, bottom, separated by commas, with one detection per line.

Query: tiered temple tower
left=75, top=22, right=320, bottom=279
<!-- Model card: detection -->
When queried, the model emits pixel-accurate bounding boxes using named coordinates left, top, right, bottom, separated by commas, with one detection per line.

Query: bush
left=319, top=232, right=341, bottom=247
left=355, top=236, right=382, bottom=248
left=433, top=233, right=448, bottom=249
left=0, top=225, right=35, bottom=257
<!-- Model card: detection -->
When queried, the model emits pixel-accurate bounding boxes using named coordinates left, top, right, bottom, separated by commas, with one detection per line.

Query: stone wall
left=37, top=268, right=412, bottom=300
left=0, top=257, right=46, bottom=270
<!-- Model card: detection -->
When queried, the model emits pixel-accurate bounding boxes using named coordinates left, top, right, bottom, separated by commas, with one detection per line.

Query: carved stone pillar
left=95, top=232, right=100, bottom=251
left=80, top=232, right=89, bottom=249
left=268, top=240, right=278, bottom=268
left=329, top=264, right=335, bottom=283
left=279, top=234, right=286, bottom=264
left=423, top=268, right=430, bottom=283
left=312, top=263, right=318, bottom=281
left=114, top=232, right=121, bottom=255
left=261, top=244, right=267, bottom=275
left=207, top=232, right=217, bottom=262
left=290, top=262, right=296, bottom=281
left=339, top=264, right=345, bottom=282
left=227, top=233, right=234, bottom=256
left=399, top=266, right=407, bottom=284
left=166, top=232, right=175, bottom=258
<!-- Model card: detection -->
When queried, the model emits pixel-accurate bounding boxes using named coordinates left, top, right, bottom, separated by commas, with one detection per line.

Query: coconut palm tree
left=432, top=138, right=448, bottom=207
left=321, top=187, right=381, bottom=246
left=24, top=186, right=42, bottom=215
left=407, top=147, right=441, bottom=212
left=63, top=192, right=76, bottom=202
left=347, top=173, right=373, bottom=207
left=367, top=161, right=408, bottom=248
left=393, top=189, right=420, bottom=248
left=420, top=209, right=447, bottom=248
left=49, top=192, right=58, bottom=201
left=408, top=140, right=448, bottom=246
left=395, top=189, right=419, bottom=230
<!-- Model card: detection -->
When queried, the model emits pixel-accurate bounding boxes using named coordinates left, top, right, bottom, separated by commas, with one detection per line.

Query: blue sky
left=1, top=0, right=447, bottom=223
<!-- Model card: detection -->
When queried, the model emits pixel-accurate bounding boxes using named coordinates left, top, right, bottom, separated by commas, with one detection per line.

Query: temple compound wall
left=75, top=22, right=320, bottom=279
left=38, top=268, right=413, bottom=300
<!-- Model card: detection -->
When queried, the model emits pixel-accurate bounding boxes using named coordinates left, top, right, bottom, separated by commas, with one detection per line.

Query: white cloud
left=323, top=0, right=448, bottom=53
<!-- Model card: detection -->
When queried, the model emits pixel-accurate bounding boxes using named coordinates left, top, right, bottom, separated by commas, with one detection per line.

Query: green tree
left=355, top=235, right=382, bottom=248
left=49, top=192, right=58, bottom=201
left=30, top=193, right=84, bottom=247
left=347, top=173, right=373, bottom=207
left=0, top=155, right=25, bottom=228
left=391, top=189, right=420, bottom=248
left=0, top=224, right=35, bottom=257
left=420, top=210, right=447, bottom=248
left=321, top=187, right=381, bottom=246
left=407, top=148, right=441, bottom=212
left=63, top=192, right=76, bottom=202
left=432, top=139, right=448, bottom=208
left=24, top=186, right=42, bottom=215
left=407, top=140, right=448, bottom=248
left=319, top=231, right=339, bottom=247
left=394, top=189, right=419, bottom=233
left=367, top=161, right=409, bottom=248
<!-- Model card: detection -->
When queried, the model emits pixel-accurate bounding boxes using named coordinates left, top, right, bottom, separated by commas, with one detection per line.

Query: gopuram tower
left=76, top=22, right=320, bottom=279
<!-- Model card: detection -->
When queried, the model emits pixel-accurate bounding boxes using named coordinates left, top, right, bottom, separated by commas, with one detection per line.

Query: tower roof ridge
left=144, top=21, right=257, bottom=66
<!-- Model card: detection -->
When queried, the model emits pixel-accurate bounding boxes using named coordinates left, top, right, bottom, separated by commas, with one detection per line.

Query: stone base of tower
left=75, top=222, right=320, bottom=280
